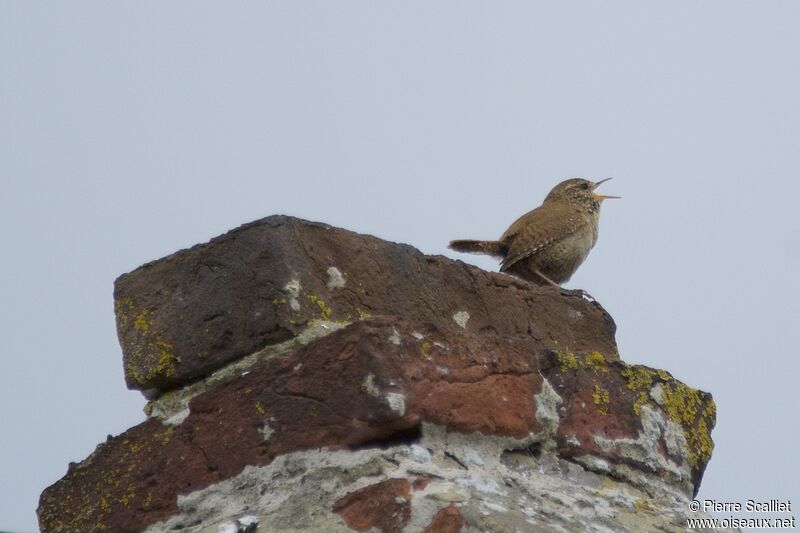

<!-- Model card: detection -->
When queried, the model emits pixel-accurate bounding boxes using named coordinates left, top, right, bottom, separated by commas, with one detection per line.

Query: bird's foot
left=560, top=288, right=596, bottom=302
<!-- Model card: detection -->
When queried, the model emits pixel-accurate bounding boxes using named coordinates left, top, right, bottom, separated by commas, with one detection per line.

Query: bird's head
left=544, top=177, right=620, bottom=210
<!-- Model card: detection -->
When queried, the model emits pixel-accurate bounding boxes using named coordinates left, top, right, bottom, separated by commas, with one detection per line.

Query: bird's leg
left=532, top=269, right=595, bottom=300
left=533, top=269, right=562, bottom=289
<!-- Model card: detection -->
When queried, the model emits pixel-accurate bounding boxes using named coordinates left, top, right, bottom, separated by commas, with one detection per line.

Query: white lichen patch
left=662, top=417, right=689, bottom=458
left=361, top=373, right=380, bottom=397
left=260, top=422, right=275, bottom=441
left=386, top=392, right=406, bottom=416
left=326, top=267, right=346, bottom=290
left=360, top=375, right=405, bottom=415
left=452, top=310, right=470, bottom=329
left=388, top=328, right=402, bottom=345
left=566, top=308, right=583, bottom=322
left=283, top=279, right=302, bottom=311
left=649, top=383, right=665, bottom=406
left=165, top=407, right=190, bottom=426
left=411, top=331, right=424, bottom=341
left=534, top=378, right=563, bottom=447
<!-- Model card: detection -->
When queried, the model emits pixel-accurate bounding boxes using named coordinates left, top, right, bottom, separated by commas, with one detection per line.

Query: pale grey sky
left=2, top=3, right=799, bottom=531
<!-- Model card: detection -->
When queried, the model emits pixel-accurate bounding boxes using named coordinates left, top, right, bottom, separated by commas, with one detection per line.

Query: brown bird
left=449, top=178, right=619, bottom=287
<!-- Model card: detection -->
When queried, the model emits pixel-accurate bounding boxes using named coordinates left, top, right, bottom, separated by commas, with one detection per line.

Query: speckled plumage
left=449, top=178, right=617, bottom=286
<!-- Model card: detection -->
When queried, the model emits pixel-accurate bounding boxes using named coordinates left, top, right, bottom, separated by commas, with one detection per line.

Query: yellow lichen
left=306, top=294, right=332, bottom=320
left=620, top=363, right=716, bottom=470
left=255, top=401, right=265, bottom=415
left=556, top=350, right=579, bottom=371
left=556, top=350, right=612, bottom=373
left=585, top=351, right=609, bottom=372
left=620, top=365, right=655, bottom=393
left=633, top=391, right=649, bottom=416
left=125, top=360, right=145, bottom=385
left=133, top=310, right=153, bottom=333
left=117, top=482, right=136, bottom=506
left=156, top=426, right=174, bottom=445
left=114, top=297, right=134, bottom=326
left=660, top=380, right=715, bottom=468
left=593, top=384, right=610, bottom=414
left=420, top=341, right=433, bottom=358
left=145, top=336, right=176, bottom=379
left=620, top=366, right=659, bottom=416
left=127, top=312, right=178, bottom=383
left=634, top=498, right=656, bottom=513
left=103, top=470, right=121, bottom=488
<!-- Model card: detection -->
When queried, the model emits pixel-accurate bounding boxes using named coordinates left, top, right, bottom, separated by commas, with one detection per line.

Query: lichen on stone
left=125, top=335, right=177, bottom=386
left=116, top=482, right=137, bottom=507
left=125, top=360, right=145, bottom=386
left=620, top=364, right=715, bottom=470
left=420, top=341, right=433, bottom=358
left=584, top=351, right=609, bottom=372
left=556, top=350, right=579, bottom=371
left=619, top=365, right=658, bottom=416
left=133, top=310, right=153, bottom=333
left=114, top=297, right=134, bottom=326
left=556, top=350, right=610, bottom=373
left=592, top=384, right=610, bottom=415
left=306, top=294, right=333, bottom=320
left=156, top=426, right=174, bottom=445
left=659, top=380, right=715, bottom=469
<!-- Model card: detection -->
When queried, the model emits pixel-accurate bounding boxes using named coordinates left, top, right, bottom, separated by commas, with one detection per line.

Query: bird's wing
left=500, top=206, right=586, bottom=271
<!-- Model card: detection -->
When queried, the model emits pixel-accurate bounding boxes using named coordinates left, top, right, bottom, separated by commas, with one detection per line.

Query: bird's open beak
left=592, top=177, right=620, bottom=201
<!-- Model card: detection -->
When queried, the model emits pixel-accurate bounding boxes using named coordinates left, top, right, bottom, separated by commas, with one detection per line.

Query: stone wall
left=38, top=216, right=723, bottom=532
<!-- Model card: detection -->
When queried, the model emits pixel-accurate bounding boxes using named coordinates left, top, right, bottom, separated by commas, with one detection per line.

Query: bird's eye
left=580, top=183, right=589, bottom=190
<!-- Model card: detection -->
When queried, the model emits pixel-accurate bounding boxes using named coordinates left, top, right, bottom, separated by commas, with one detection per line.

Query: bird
left=448, top=178, right=619, bottom=287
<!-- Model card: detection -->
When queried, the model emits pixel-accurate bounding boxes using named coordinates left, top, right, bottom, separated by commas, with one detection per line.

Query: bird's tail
left=448, top=239, right=507, bottom=258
